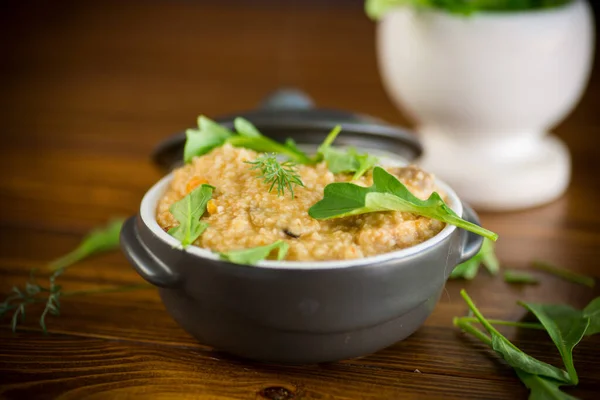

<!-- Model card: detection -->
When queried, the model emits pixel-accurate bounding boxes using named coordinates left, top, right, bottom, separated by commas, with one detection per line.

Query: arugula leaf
left=227, top=135, right=311, bottom=164
left=504, top=270, right=539, bottom=285
left=531, top=261, right=595, bottom=288
left=480, top=238, right=499, bottom=275
left=168, top=184, right=214, bottom=247
left=314, top=125, right=379, bottom=180
left=183, top=116, right=311, bottom=164
left=284, top=138, right=301, bottom=154
left=227, top=117, right=311, bottom=164
left=309, top=166, right=498, bottom=241
left=583, top=298, right=600, bottom=336
left=515, top=369, right=578, bottom=400
left=219, top=240, right=289, bottom=265
left=460, top=290, right=571, bottom=383
left=518, top=302, right=589, bottom=384
left=351, top=150, right=379, bottom=180
left=450, top=238, right=499, bottom=280
left=490, top=333, right=571, bottom=384
left=456, top=291, right=600, bottom=400
left=234, top=117, right=261, bottom=138
left=184, top=116, right=234, bottom=163
left=450, top=257, right=480, bottom=280
left=49, top=219, right=125, bottom=272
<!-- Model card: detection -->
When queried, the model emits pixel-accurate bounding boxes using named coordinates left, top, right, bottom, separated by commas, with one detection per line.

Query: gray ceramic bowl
left=120, top=91, right=484, bottom=364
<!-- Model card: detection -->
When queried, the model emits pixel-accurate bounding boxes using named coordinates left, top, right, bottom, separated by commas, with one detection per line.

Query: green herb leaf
left=227, top=117, right=311, bottom=164
left=491, top=333, right=571, bottom=384
left=449, top=257, right=480, bottom=280
left=184, top=116, right=234, bottom=163
left=450, top=238, right=499, bottom=280
left=504, top=270, right=539, bottom=285
left=219, top=240, right=289, bottom=265
left=460, top=290, right=571, bottom=384
left=583, top=297, right=600, bottom=336
left=314, top=125, right=378, bottom=180
left=351, top=150, right=379, bottom=180
left=168, top=184, right=214, bottom=247
left=480, top=239, right=499, bottom=275
left=234, top=117, right=262, bottom=138
left=518, top=302, right=589, bottom=384
left=531, top=261, right=595, bottom=288
left=227, top=135, right=311, bottom=164
left=284, top=138, right=302, bottom=154
left=49, top=219, right=125, bottom=272
left=309, top=166, right=498, bottom=241
left=246, top=153, right=304, bottom=198
left=515, top=369, right=578, bottom=400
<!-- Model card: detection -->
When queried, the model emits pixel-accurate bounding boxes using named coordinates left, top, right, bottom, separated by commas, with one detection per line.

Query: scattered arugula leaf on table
left=518, top=302, right=590, bottom=384
left=455, top=290, right=600, bottom=399
left=583, top=298, right=600, bottom=336
left=314, top=125, right=379, bottom=180
left=515, top=369, right=579, bottom=400
left=246, top=153, right=304, bottom=198
left=450, top=238, right=499, bottom=280
left=531, top=261, right=595, bottom=288
left=504, top=270, right=539, bottom=285
left=168, top=184, right=214, bottom=247
left=49, top=218, right=125, bottom=272
left=219, top=240, right=289, bottom=265
left=458, top=291, right=571, bottom=383
left=308, top=166, right=498, bottom=241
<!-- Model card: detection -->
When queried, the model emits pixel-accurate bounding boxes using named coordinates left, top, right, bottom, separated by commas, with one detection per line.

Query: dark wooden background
left=1, top=1, right=599, bottom=399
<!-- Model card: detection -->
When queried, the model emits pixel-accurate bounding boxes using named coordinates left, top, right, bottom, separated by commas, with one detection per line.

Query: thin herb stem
left=48, top=248, right=88, bottom=272
left=456, top=317, right=544, bottom=330
left=443, top=213, right=498, bottom=242
left=459, top=289, right=521, bottom=352
left=531, top=260, right=595, bottom=288
left=321, top=125, right=342, bottom=149
left=454, top=317, right=493, bottom=346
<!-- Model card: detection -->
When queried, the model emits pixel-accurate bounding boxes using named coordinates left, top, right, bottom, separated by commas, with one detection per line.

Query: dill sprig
left=246, top=153, right=304, bottom=198
left=0, top=268, right=63, bottom=333
left=0, top=219, right=153, bottom=334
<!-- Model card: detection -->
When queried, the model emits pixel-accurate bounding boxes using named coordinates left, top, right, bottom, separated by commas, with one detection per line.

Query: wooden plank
left=0, top=332, right=526, bottom=400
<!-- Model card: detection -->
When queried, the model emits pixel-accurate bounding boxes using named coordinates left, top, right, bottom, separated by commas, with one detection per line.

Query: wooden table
left=1, top=1, right=599, bottom=399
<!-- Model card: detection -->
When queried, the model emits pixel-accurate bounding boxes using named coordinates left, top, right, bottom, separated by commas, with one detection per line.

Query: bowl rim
left=140, top=170, right=463, bottom=270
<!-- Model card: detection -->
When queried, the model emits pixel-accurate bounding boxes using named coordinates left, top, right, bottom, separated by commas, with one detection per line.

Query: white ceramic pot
left=377, top=0, right=594, bottom=211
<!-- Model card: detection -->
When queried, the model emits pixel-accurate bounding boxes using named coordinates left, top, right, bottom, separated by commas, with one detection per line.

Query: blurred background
left=2, top=0, right=600, bottom=155
left=2, top=0, right=600, bottom=235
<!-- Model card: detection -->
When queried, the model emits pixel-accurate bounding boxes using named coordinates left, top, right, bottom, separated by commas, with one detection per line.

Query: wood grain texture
left=1, top=0, right=600, bottom=399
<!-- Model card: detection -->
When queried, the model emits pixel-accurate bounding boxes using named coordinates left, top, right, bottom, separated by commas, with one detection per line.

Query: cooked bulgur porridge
left=156, top=144, right=445, bottom=261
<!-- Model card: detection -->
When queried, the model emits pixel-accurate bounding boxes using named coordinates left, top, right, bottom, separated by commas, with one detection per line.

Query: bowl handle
left=458, top=203, right=485, bottom=264
left=120, top=216, right=180, bottom=288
